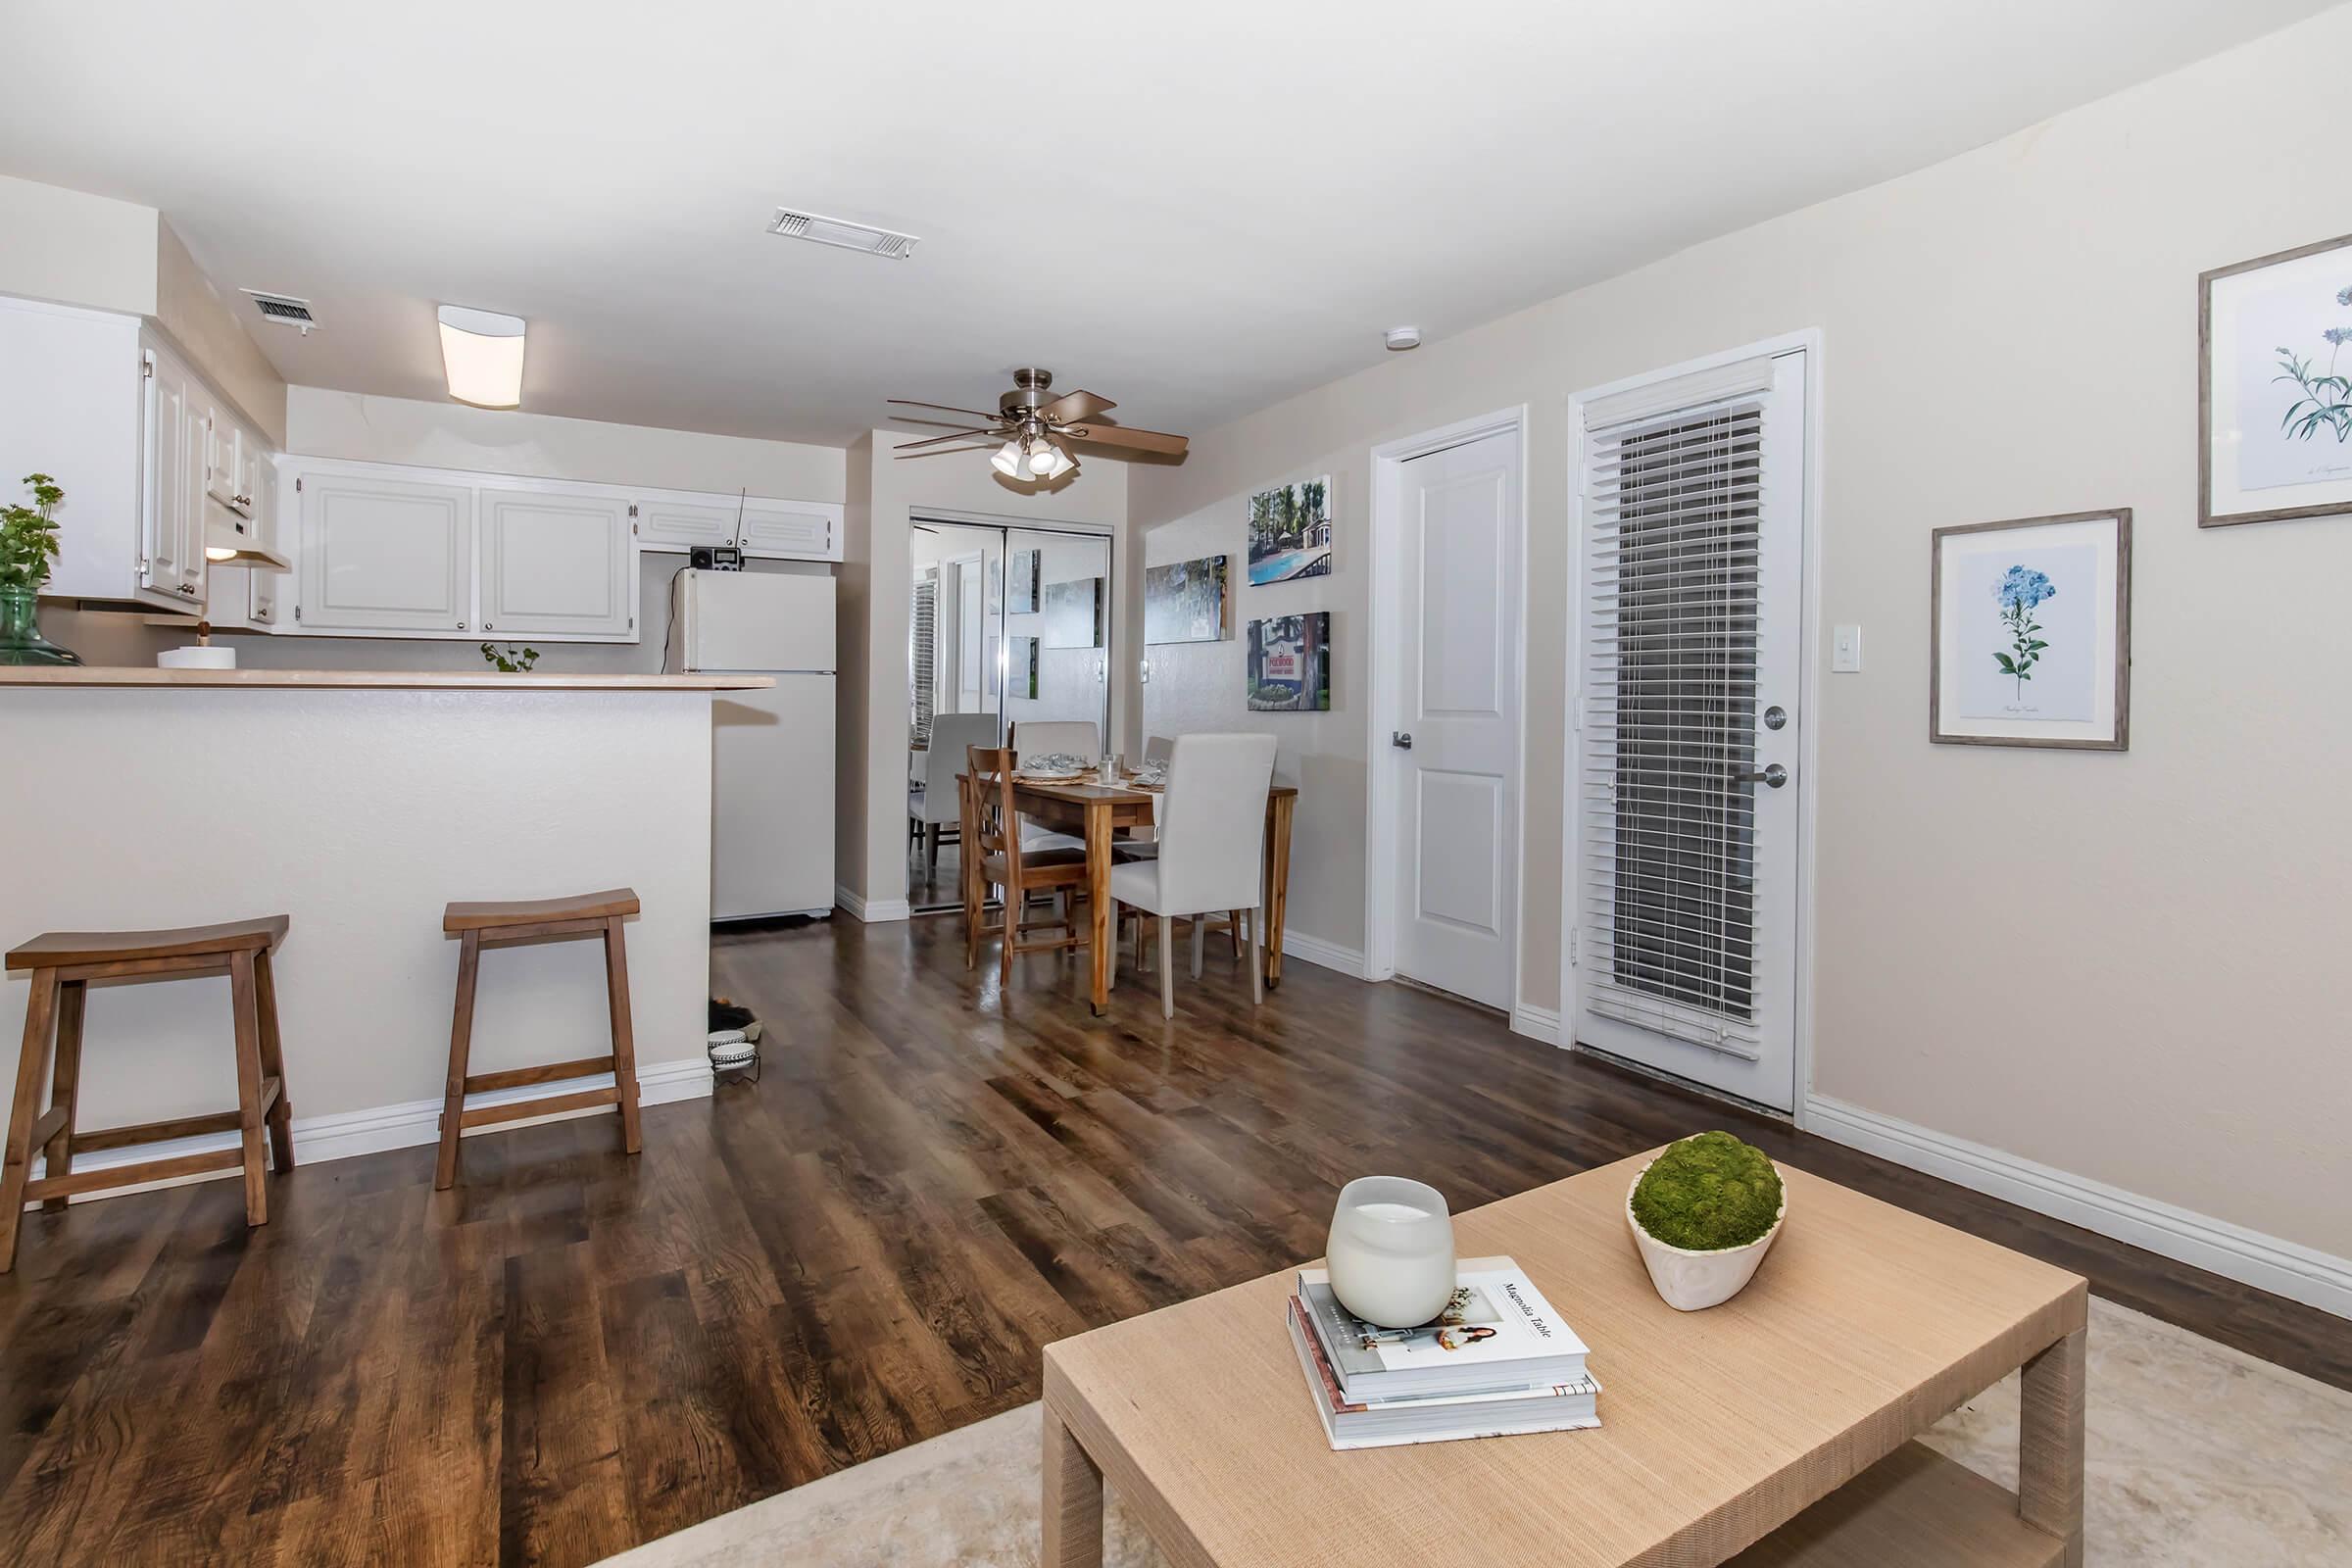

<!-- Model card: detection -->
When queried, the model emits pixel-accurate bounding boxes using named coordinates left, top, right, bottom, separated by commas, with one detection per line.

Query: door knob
left=1736, top=762, right=1788, bottom=789
left=1392, top=731, right=1414, bottom=750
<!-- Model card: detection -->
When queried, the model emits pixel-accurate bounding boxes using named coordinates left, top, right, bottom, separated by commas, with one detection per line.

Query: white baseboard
left=835, top=884, right=911, bottom=923
left=1804, top=1093, right=2352, bottom=1321
left=1510, top=1004, right=1562, bottom=1045
left=25, top=1056, right=715, bottom=1208
left=1280, top=930, right=1366, bottom=979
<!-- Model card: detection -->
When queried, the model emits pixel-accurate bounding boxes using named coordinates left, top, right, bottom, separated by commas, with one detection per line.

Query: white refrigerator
left=665, top=569, right=836, bottom=920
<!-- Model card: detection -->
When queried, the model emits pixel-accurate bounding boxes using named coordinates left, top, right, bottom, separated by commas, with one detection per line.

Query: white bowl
left=159, top=645, right=236, bottom=669
left=1626, top=1157, right=1788, bottom=1312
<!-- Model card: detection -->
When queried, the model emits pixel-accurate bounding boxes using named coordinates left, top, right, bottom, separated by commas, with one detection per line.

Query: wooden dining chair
left=963, top=746, right=1092, bottom=982
left=1109, top=733, right=1279, bottom=1017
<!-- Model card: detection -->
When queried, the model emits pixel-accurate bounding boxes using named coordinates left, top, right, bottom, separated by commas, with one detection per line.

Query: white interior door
left=1392, top=428, right=1523, bottom=1010
left=1572, top=349, right=1806, bottom=1111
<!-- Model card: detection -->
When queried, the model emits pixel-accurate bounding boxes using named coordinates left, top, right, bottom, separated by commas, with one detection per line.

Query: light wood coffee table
left=1042, top=1152, right=2086, bottom=1567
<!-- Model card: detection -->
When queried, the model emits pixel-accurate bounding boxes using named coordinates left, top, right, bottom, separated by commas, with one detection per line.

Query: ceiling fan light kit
left=887, top=367, right=1189, bottom=484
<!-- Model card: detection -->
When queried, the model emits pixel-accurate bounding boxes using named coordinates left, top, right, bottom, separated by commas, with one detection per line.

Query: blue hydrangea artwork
left=1991, top=565, right=2054, bottom=699
left=2271, top=280, right=2352, bottom=445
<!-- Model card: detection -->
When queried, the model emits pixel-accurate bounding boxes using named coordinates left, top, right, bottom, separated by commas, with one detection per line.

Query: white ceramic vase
left=1626, top=1159, right=1788, bottom=1312
left=1325, top=1176, right=1456, bottom=1328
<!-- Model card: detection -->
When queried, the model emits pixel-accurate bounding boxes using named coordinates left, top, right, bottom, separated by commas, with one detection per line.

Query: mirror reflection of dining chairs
left=1109, top=733, right=1278, bottom=1017
left=910, top=712, right=998, bottom=874
left=961, top=745, right=1093, bottom=982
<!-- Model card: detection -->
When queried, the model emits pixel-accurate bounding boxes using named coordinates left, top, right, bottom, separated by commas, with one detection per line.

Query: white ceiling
left=1, top=1, right=2328, bottom=448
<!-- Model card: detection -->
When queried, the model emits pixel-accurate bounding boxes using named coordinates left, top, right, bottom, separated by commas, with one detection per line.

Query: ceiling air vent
left=241, top=289, right=318, bottom=332
left=765, top=208, right=919, bottom=260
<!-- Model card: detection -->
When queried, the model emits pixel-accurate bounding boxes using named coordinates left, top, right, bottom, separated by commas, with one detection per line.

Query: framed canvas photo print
left=2200, top=231, right=2352, bottom=527
left=1931, top=510, right=2131, bottom=751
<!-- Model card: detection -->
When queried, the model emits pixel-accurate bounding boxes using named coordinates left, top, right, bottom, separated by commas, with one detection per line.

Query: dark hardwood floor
left=0, top=914, right=2343, bottom=1565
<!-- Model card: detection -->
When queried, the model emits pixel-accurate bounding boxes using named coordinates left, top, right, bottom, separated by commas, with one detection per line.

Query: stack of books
left=1287, top=1255, right=1599, bottom=1449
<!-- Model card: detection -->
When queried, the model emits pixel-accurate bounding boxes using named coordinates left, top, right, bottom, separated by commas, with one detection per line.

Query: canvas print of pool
left=1247, top=477, right=1332, bottom=584
left=1144, top=555, right=1229, bottom=644
left=1248, top=612, right=1332, bottom=711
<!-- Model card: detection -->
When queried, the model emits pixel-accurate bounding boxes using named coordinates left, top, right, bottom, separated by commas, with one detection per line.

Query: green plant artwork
left=0, top=473, right=65, bottom=589
left=1991, top=564, right=2054, bottom=700
left=479, top=641, right=541, bottom=672
left=1631, top=1131, right=1783, bottom=1251
left=2272, top=286, right=2352, bottom=445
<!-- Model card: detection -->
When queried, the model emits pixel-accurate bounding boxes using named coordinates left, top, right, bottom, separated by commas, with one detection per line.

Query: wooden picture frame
left=2199, top=231, right=2352, bottom=528
left=1931, top=510, right=2131, bottom=751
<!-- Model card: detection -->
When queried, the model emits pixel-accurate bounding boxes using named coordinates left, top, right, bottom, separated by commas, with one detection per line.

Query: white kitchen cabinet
left=634, top=490, right=843, bottom=562
left=140, top=347, right=205, bottom=606
left=246, top=466, right=282, bottom=626
left=736, top=500, right=839, bottom=560
left=296, top=471, right=473, bottom=634
left=477, top=488, right=636, bottom=641
left=635, top=497, right=739, bottom=553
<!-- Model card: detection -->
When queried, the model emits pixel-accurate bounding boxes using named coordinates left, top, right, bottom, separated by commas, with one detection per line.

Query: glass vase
left=0, top=584, right=82, bottom=665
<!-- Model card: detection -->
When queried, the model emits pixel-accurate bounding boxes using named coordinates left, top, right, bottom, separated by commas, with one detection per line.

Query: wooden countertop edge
left=0, top=667, right=776, bottom=692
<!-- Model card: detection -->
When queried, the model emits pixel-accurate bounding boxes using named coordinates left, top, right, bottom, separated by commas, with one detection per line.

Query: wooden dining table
left=960, top=772, right=1299, bottom=1015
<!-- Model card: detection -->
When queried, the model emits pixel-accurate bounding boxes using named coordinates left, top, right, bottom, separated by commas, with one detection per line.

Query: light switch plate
left=1832, top=624, right=1863, bottom=672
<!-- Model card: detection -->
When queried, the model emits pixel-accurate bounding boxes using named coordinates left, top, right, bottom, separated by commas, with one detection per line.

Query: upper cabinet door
left=736, top=500, right=842, bottom=561
left=635, top=497, right=739, bottom=552
left=478, top=488, right=636, bottom=641
left=299, top=472, right=473, bottom=633
left=141, top=354, right=197, bottom=602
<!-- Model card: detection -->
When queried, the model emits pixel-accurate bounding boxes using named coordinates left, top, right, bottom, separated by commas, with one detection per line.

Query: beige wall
left=1131, top=8, right=2352, bottom=1258
left=839, top=433, right=1130, bottom=906
left=0, top=174, right=158, bottom=316
left=0, top=177, right=288, bottom=443
left=155, top=220, right=287, bottom=446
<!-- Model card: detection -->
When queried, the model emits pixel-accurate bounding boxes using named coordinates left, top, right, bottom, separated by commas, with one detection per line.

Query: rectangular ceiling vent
left=766, top=208, right=918, bottom=260
left=241, top=289, right=318, bottom=329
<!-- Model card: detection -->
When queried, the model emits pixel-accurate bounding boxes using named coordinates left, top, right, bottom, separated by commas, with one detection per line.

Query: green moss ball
left=1632, top=1131, right=1785, bottom=1250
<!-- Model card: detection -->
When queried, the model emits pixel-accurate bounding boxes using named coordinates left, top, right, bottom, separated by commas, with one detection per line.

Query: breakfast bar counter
left=0, top=666, right=770, bottom=1185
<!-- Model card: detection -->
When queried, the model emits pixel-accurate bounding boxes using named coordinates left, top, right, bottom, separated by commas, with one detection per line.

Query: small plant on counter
left=1631, top=1130, right=1784, bottom=1250
left=0, top=473, right=65, bottom=589
left=479, top=641, right=542, bottom=673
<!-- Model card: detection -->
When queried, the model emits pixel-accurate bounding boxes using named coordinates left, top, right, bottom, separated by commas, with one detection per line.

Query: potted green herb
left=0, top=473, right=80, bottom=665
left=1626, top=1130, right=1788, bottom=1310
left=479, top=642, right=541, bottom=673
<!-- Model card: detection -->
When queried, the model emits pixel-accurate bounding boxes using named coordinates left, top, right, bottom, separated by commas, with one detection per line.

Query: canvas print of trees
left=1007, top=549, right=1041, bottom=613
left=1006, top=636, right=1039, bottom=699
left=1248, top=612, right=1331, bottom=711
left=1247, top=477, right=1332, bottom=585
left=1144, top=555, right=1229, bottom=644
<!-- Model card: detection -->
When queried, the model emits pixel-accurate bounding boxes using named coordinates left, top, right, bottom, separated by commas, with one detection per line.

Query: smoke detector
left=1385, top=325, right=1421, bottom=351
left=241, top=289, right=318, bottom=335
left=765, top=208, right=920, bottom=260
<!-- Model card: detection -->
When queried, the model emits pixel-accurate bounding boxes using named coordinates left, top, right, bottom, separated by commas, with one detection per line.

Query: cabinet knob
left=484, top=622, right=493, bottom=631
left=457, top=621, right=467, bottom=631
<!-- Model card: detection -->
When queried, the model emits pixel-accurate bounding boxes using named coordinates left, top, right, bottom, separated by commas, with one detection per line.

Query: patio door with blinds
left=1572, top=348, right=1806, bottom=1111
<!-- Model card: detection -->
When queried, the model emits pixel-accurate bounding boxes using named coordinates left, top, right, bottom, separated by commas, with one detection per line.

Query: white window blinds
left=1580, top=393, right=1767, bottom=1057
left=911, top=575, right=937, bottom=742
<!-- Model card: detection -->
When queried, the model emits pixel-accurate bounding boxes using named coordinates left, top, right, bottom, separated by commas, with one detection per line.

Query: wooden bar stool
left=1, top=915, right=295, bottom=1273
left=435, top=888, right=643, bottom=1190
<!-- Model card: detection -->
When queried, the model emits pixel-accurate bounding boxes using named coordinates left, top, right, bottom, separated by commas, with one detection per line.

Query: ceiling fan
left=888, top=368, right=1189, bottom=481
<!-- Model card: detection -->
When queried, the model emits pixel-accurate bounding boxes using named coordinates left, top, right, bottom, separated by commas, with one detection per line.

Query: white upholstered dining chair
left=1108, top=732, right=1278, bottom=1018
left=909, top=712, right=999, bottom=872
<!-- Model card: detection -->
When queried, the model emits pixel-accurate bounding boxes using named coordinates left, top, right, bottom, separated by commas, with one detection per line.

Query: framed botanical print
left=2200, top=232, right=2352, bottom=528
left=1931, top=510, right=2132, bottom=751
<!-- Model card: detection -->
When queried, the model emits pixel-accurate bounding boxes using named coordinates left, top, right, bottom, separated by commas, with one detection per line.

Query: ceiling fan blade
left=1038, top=389, right=1114, bottom=425
left=895, top=427, right=997, bottom=452
left=887, top=398, right=1009, bottom=422
left=1058, top=421, right=1190, bottom=457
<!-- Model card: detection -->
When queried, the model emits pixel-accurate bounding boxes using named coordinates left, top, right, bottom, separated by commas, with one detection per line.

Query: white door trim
left=1366, top=406, right=1531, bottom=1007
left=1563, top=331, right=1825, bottom=1120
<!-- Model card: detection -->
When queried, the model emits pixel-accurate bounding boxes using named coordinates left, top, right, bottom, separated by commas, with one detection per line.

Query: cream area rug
left=599, top=1298, right=2351, bottom=1567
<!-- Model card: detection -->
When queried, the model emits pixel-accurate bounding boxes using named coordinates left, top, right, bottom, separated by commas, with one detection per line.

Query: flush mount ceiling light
left=1385, top=325, right=1421, bottom=351
left=437, top=305, right=526, bottom=408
